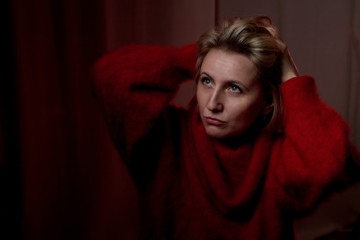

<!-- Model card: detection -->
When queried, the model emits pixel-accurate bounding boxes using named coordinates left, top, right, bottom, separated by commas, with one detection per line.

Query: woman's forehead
left=201, top=49, right=259, bottom=87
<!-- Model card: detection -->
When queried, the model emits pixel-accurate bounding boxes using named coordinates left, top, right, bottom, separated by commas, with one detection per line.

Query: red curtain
left=5, top=0, right=215, bottom=238
left=9, top=0, right=138, bottom=239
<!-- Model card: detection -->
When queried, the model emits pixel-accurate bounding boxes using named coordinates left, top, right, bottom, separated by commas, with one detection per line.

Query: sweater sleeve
left=273, top=75, right=360, bottom=215
left=92, top=44, right=197, bottom=160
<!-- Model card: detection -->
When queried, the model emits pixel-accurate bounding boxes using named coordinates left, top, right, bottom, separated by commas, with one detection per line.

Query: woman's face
left=196, top=48, right=266, bottom=139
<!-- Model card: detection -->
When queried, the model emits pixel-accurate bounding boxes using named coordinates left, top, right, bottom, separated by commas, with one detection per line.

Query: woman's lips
left=205, top=116, right=226, bottom=126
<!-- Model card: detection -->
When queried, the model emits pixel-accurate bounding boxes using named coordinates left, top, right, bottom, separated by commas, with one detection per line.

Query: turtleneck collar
left=187, top=106, right=275, bottom=217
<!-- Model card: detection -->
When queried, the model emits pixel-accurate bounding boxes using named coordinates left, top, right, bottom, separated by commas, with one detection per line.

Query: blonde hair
left=196, top=16, right=283, bottom=131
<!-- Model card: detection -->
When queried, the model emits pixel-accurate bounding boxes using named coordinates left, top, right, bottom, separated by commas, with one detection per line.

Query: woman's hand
left=266, top=26, right=299, bottom=83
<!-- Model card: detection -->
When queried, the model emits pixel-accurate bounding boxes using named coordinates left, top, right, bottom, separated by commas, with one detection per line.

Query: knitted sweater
left=92, top=44, right=360, bottom=239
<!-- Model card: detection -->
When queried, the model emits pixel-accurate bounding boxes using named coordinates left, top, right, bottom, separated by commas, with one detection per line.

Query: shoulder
left=280, top=75, right=316, bottom=94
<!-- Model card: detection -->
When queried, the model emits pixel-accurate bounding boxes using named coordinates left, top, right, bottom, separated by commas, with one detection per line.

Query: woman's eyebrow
left=199, top=72, right=212, bottom=79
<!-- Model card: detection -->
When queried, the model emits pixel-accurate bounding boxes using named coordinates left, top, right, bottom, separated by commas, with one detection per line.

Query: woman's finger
left=265, top=25, right=279, bottom=38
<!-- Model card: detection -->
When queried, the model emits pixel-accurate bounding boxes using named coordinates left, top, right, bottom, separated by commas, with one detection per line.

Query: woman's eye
left=229, top=85, right=242, bottom=93
left=201, top=77, right=213, bottom=87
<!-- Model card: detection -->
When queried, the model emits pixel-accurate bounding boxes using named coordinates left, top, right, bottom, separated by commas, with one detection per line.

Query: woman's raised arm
left=92, top=44, right=196, bottom=160
left=272, top=74, right=360, bottom=215
left=263, top=23, right=360, bottom=214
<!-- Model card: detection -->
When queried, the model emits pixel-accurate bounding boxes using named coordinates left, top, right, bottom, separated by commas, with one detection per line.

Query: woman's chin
left=205, top=127, right=230, bottom=139
left=204, top=125, right=250, bottom=142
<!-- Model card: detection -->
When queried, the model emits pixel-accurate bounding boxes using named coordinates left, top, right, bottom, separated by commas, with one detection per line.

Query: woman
left=93, top=16, right=360, bottom=239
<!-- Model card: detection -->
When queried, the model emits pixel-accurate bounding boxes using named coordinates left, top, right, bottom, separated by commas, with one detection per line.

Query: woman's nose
left=207, top=91, right=223, bottom=112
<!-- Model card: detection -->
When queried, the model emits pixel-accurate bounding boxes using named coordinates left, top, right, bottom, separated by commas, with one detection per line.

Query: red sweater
left=93, top=44, right=360, bottom=239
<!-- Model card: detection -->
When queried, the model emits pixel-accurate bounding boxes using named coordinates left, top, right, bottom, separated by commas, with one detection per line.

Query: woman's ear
left=261, top=104, right=273, bottom=119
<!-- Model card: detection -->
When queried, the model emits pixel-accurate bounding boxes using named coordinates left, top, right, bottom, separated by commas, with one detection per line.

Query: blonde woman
left=93, top=16, right=360, bottom=239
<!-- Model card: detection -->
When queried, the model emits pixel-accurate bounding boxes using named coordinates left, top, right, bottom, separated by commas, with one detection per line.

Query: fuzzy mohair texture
left=92, top=44, right=360, bottom=240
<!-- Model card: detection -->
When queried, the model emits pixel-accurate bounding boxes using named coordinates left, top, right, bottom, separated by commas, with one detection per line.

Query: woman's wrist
left=281, top=50, right=299, bottom=83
